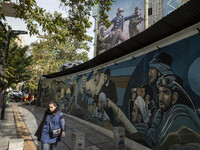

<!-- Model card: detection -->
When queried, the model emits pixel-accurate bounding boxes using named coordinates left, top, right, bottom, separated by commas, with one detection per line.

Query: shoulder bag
left=49, top=117, right=62, bottom=138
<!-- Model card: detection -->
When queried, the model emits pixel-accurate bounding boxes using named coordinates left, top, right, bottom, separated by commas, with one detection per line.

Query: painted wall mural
left=96, top=0, right=145, bottom=55
left=38, top=34, right=200, bottom=149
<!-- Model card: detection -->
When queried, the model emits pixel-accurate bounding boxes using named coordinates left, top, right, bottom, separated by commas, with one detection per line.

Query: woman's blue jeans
left=41, top=143, right=57, bottom=150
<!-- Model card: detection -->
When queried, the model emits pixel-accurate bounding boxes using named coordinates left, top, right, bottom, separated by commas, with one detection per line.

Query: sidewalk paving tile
left=8, top=139, right=24, bottom=150
left=0, top=137, right=9, bottom=150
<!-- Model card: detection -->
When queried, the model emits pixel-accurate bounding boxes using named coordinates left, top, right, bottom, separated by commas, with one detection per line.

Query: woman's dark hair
left=49, top=100, right=59, bottom=107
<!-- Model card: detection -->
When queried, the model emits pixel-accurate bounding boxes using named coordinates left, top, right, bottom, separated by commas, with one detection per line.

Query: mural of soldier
left=60, top=78, right=79, bottom=113
left=128, top=6, right=144, bottom=37
left=47, top=80, right=61, bottom=103
left=38, top=33, right=200, bottom=149
left=109, top=7, right=141, bottom=48
left=130, top=84, right=153, bottom=125
left=129, top=84, right=153, bottom=135
left=145, top=74, right=200, bottom=148
left=148, top=52, right=175, bottom=122
left=45, top=79, right=73, bottom=110
left=148, top=52, right=174, bottom=85
left=131, top=98, right=149, bottom=125
left=128, top=52, right=173, bottom=131
left=81, top=68, right=118, bottom=107
left=80, top=69, right=105, bottom=115
left=92, top=91, right=138, bottom=131
left=97, top=25, right=112, bottom=54
left=107, top=97, right=138, bottom=134
left=101, top=68, right=118, bottom=103
left=81, top=68, right=117, bottom=125
left=101, top=68, right=118, bottom=124
left=96, top=0, right=145, bottom=55
left=92, top=92, right=110, bottom=121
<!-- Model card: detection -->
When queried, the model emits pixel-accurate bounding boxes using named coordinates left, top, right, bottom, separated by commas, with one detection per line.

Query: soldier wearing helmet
left=97, top=25, right=111, bottom=54
left=135, top=6, right=141, bottom=11
left=109, top=7, right=141, bottom=48
left=129, top=6, right=143, bottom=37
left=116, top=7, right=124, bottom=15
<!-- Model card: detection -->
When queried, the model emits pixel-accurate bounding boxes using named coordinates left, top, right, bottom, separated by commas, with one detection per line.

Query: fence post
left=71, top=131, right=85, bottom=150
left=113, top=127, right=125, bottom=148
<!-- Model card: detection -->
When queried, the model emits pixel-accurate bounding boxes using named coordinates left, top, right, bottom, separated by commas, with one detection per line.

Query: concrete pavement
left=0, top=103, right=35, bottom=150
left=21, top=105, right=129, bottom=150
left=0, top=103, right=150, bottom=150
left=0, top=106, right=18, bottom=150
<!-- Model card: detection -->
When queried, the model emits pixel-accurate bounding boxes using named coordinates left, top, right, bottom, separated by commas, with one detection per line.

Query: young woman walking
left=35, top=101, right=66, bottom=150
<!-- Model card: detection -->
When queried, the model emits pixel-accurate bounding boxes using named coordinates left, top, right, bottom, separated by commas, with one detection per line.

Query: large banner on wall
left=164, top=0, right=190, bottom=16
left=39, top=33, right=200, bottom=149
left=96, top=0, right=145, bottom=55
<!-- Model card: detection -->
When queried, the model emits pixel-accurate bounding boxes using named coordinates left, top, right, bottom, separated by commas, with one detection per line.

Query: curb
left=64, top=114, right=150, bottom=150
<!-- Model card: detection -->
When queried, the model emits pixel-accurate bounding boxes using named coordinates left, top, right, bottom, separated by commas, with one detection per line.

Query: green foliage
left=0, top=37, right=33, bottom=89
left=26, top=33, right=89, bottom=91
left=60, top=0, right=114, bottom=29
left=6, top=44, right=32, bottom=85
left=0, top=0, right=114, bottom=42
left=1, top=0, right=114, bottom=91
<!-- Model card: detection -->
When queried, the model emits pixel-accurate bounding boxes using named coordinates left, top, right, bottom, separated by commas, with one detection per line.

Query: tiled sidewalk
left=0, top=104, right=35, bottom=150
left=1, top=103, right=150, bottom=150
left=20, top=105, right=123, bottom=150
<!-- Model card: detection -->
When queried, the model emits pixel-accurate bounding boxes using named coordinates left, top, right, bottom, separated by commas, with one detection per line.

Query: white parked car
left=9, top=90, right=23, bottom=102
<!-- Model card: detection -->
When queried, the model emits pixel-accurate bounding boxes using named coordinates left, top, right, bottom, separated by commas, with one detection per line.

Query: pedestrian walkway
left=0, top=103, right=35, bottom=150
left=13, top=106, right=37, bottom=150
left=21, top=105, right=130, bottom=150
left=0, top=103, right=150, bottom=150
left=0, top=106, right=18, bottom=150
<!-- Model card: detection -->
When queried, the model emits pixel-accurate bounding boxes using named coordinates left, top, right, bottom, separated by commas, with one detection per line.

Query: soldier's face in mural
left=148, top=67, right=161, bottom=84
left=132, top=88, right=145, bottom=101
left=158, top=86, right=173, bottom=113
left=135, top=8, right=140, bottom=14
left=131, top=104, right=142, bottom=124
left=145, top=94, right=150, bottom=105
left=94, top=70, right=101, bottom=86
left=131, top=88, right=137, bottom=100
left=104, top=73, right=110, bottom=85
left=137, top=88, right=145, bottom=98
left=101, top=27, right=107, bottom=35
left=131, top=104, right=138, bottom=124
left=97, top=97, right=104, bottom=112
left=119, top=11, right=123, bottom=16
left=51, top=80, right=59, bottom=92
